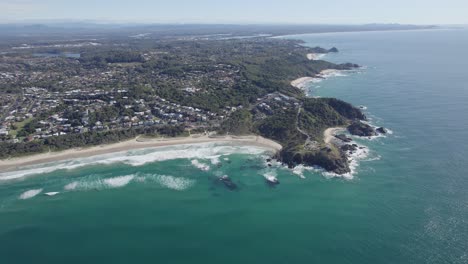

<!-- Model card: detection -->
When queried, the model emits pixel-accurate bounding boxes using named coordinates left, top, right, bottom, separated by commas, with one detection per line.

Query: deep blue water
left=292, top=28, right=468, bottom=263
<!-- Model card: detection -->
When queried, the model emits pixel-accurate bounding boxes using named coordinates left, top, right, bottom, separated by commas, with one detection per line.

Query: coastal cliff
left=218, top=46, right=368, bottom=174
left=220, top=95, right=367, bottom=174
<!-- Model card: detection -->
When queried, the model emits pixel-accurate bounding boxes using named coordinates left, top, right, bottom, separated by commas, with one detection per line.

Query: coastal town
left=0, top=86, right=229, bottom=143
left=0, top=41, right=247, bottom=143
left=0, top=28, right=382, bottom=174
left=0, top=34, right=317, bottom=144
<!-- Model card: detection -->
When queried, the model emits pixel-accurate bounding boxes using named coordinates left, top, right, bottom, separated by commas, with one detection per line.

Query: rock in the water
left=376, top=127, right=387, bottom=134
left=328, top=47, right=339, bottom=52
left=309, top=46, right=329, bottom=53
left=219, top=175, right=238, bottom=190
left=347, top=121, right=377, bottom=137
left=341, top=144, right=358, bottom=152
left=338, top=62, right=360, bottom=69
left=335, top=134, right=353, bottom=143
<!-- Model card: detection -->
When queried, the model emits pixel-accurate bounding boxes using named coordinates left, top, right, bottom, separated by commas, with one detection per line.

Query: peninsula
left=0, top=25, right=387, bottom=174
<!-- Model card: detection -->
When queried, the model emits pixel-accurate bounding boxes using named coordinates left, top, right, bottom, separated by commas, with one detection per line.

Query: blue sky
left=1, top=0, right=467, bottom=24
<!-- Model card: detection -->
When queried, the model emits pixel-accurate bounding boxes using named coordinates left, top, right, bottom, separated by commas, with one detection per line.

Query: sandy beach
left=290, top=77, right=315, bottom=89
left=0, top=134, right=282, bottom=172
left=324, top=127, right=345, bottom=144
left=306, top=53, right=326, bottom=60
left=291, top=69, right=344, bottom=89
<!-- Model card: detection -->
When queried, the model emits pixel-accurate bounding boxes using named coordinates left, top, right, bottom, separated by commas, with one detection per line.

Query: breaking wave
left=19, top=189, right=43, bottom=200
left=62, top=173, right=194, bottom=193
left=191, top=159, right=211, bottom=171
left=62, top=175, right=135, bottom=191
left=209, top=155, right=221, bottom=165
left=103, top=175, right=135, bottom=188
left=64, top=181, right=79, bottom=190
left=0, top=142, right=270, bottom=181
left=263, top=170, right=278, bottom=181
left=291, top=165, right=309, bottom=179
left=322, top=142, right=371, bottom=180
left=154, top=175, right=194, bottom=191
left=309, top=69, right=351, bottom=85
left=16, top=172, right=194, bottom=201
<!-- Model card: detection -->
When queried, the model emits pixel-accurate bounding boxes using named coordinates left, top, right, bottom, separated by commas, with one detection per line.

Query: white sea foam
left=19, top=189, right=43, bottom=200
left=263, top=157, right=285, bottom=169
left=350, top=120, right=393, bottom=141
left=0, top=164, right=70, bottom=181
left=292, top=165, right=307, bottom=179
left=63, top=175, right=136, bottom=191
left=44, top=192, right=60, bottom=196
left=0, top=143, right=270, bottom=181
left=155, top=175, right=194, bottom=191
left=319, top=69, right=349, bottom=79
left=362, top=155, right=382, bottom=162
left=191, top=159, right=211, bottom=171
left=134, top=176, right=146, bottom=183
left=358, top=105, right=368, bottom=110
left=310, top=69, right=350, bottom=86
left=297, top=69, right=353, bottom=92
left=263, top=170, right=278, bottom=181
left=103, top=175, right=135, bottom=188
left=208, top=155, right=221, bottom=165
left=64, top=173, right=194, bottom=192
left=289, top=164, right=326, bottom=179
left=106, top=143, right=267, bottom=167
left=64, top=178, right=105, bottom=191
left=322, top=142, right=370, bottom=180
left=262, top=170, right=281, bottom=184
left=64, top=181, right=78, bottom=190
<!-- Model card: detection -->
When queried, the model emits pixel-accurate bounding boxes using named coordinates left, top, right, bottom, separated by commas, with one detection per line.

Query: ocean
left=1, top=28, right=468, bottom=264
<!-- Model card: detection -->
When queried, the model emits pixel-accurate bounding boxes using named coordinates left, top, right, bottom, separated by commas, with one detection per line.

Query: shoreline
left=307, top=53, right=326, bottom=60
left=324, top=127, right=345, bottom=145
left=290, top=69, right=344, bottom=89
left=0, top=134, right=282, bottom=173
left=290, top=76, right=316, bottom=89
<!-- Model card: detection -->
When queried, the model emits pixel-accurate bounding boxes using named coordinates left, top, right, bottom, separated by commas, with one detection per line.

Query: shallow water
left=1, top=29, right=468, bottom=264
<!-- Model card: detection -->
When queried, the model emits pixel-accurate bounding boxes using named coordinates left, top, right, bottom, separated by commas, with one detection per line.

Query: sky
left=0, top=0, right=467, bottom=25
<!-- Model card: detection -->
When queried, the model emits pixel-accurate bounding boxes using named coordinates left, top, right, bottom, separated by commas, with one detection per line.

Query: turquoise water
left=1, top=29, right=468, bottom=263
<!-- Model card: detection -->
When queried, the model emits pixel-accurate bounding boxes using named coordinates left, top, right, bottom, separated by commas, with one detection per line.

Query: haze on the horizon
left=0, top=0, right=467, bottom=25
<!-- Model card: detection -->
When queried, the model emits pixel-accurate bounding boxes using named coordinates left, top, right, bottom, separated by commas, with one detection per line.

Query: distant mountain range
left=0, top=22, right=436, bottom=38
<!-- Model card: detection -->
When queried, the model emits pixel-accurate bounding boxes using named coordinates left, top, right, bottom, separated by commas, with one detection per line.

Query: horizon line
left=0, top=19, right=451, bottom=27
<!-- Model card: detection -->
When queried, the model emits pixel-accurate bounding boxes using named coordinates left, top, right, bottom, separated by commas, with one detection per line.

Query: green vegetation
left=0, top=34, right=365, bottom=173
left=80, top=50, right=145, bottom=67
left=222, top=97, right=365, bottom=173
left=8, top=118, right=32, bottom=137
left=220, top=109, right=253, bottom=135
left=0, top=125, right=186, bottom=159
left=256, top=109, right=303, bottom=143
